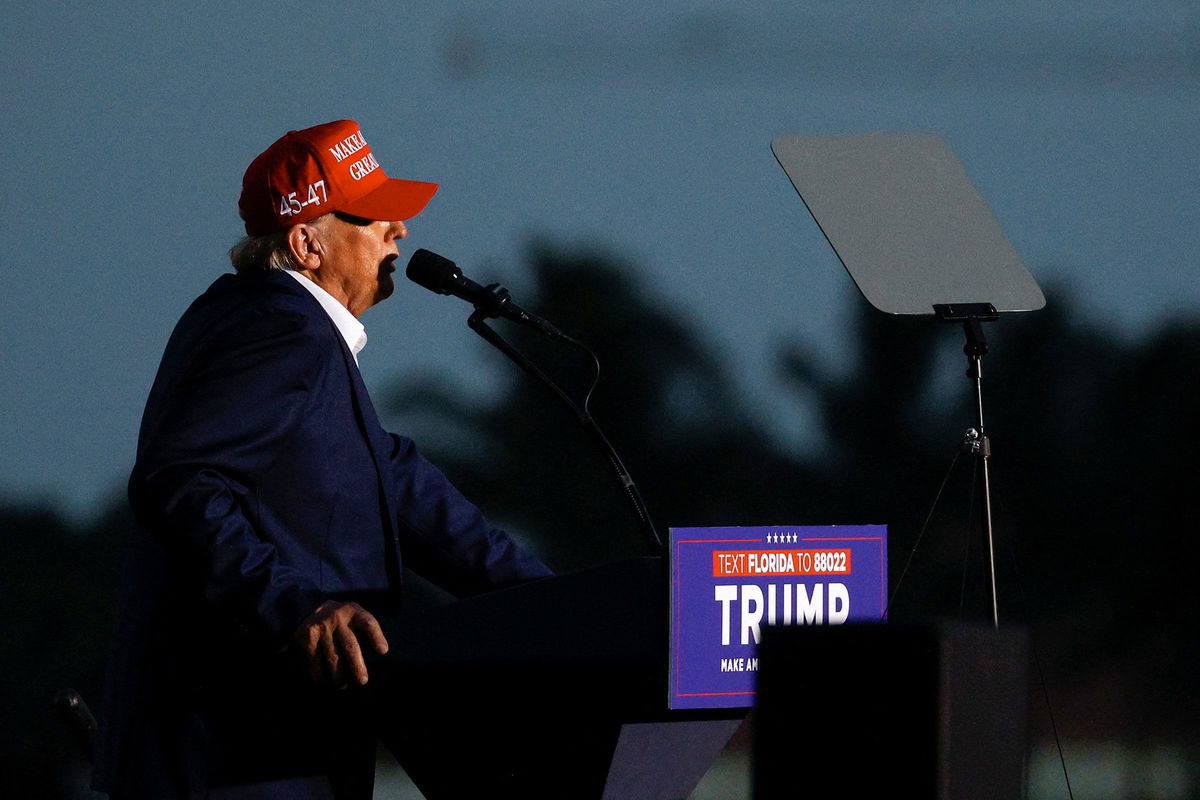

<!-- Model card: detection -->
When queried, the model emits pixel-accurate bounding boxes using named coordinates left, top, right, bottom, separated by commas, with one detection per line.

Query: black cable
left=884, top=447, right=962, bottom=619
left=466, top=311, right=662, bottom=553
left=1002, top=533, right=1077, bottom=800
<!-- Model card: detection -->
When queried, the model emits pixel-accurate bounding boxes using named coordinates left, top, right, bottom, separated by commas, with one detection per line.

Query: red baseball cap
left=238, top=119, right=439, bottom=236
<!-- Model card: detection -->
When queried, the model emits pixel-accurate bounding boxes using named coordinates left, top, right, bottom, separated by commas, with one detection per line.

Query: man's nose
left=389, top=220, right=408, bottom=240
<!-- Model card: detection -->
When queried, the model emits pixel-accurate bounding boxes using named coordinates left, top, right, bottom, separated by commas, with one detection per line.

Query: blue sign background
left=669, top=524, right=887, bottom=709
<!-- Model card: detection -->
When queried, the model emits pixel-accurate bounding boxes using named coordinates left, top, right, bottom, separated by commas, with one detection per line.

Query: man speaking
left=94, top=120, right=553, bottom=798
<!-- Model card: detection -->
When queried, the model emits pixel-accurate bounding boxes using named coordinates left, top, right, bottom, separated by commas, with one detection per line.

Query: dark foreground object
left=368, top=557, right=744, bottom=800
left=754, top=623, right=1028, bottom=799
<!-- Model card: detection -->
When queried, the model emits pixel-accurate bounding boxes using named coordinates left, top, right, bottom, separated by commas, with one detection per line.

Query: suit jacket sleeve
left=130, top=303, right=329, bottom=648
left=386, top=433, right=554, bottom=596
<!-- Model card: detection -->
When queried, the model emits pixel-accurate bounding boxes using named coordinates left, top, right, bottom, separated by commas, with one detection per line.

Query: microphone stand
left=464, top=299, right=664, bottom=556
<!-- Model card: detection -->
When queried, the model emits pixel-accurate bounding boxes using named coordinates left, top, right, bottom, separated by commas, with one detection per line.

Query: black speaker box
left=754, top=623, right=1028, bottom=799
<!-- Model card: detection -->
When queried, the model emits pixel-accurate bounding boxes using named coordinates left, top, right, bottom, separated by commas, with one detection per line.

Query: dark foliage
left=3, top=242, right=1196, bottom=795
left=0, top=500, right=127, bottom=797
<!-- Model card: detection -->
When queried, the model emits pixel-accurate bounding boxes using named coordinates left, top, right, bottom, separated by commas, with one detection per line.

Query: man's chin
left=376, top=275, right=395, bottom=303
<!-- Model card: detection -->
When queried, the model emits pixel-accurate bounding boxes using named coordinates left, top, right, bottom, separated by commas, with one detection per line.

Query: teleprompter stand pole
left=935, top=302, right=1000, bottom=628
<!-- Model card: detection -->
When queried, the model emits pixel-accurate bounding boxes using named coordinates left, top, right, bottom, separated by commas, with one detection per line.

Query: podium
left=366, top=558, right=745, bottom=799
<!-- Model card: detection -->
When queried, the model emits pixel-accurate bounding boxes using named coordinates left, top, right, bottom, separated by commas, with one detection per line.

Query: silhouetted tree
left=0, top=497, right=126, bottom=797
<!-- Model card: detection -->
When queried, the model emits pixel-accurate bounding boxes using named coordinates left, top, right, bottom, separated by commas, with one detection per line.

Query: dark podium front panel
left=364, top=558, right=744, bottom=800
left=754, top=623, right=1028, bottom=800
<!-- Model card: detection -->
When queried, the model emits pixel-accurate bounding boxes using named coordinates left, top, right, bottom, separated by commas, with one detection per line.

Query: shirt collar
left=282, top=269, right=368, bottom=363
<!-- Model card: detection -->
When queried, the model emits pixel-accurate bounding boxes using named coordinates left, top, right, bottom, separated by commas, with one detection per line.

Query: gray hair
left=228, top=229, right=298, bottom=274
left=228, top=212, right=346, bottom=273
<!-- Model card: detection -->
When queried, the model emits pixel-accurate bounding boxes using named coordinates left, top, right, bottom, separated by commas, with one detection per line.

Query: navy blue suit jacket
left=95, top=269, right=551, bottom=797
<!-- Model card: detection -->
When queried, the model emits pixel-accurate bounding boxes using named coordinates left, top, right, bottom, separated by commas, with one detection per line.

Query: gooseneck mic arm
left=467, top=312, right=662, bottom=554
left=406, top=249, right=663, bottom=555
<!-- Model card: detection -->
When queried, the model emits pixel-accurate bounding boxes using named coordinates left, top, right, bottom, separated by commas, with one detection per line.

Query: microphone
left=406, top=249, right=567, bottom=339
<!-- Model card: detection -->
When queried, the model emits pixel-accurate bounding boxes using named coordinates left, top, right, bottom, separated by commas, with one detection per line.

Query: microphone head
left=406, top=248, right=461, bottom=295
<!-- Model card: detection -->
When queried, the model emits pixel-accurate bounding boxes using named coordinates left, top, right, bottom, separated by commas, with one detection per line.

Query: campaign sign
left=669, top=524, right=887, bottom=709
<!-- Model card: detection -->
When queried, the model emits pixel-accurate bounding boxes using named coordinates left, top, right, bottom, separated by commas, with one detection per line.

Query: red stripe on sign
left=712, top=549, right=853, bottom=577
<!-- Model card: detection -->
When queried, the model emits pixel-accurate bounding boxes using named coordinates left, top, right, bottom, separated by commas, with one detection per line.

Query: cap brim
left=340, top=178, right=439, bottom=222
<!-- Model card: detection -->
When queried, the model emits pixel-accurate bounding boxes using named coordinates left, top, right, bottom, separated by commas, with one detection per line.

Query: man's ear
left=286, top=223, right=323, bottom=271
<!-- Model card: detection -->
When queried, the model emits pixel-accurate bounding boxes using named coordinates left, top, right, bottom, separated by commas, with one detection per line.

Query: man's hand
left=293, top=600, right=389, bottom=688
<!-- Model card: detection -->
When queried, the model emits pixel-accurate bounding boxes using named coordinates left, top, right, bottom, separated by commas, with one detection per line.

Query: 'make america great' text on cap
left=238, top=119, right=438, bottom=236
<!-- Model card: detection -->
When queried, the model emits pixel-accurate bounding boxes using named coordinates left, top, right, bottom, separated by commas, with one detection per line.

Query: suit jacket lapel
left=342, top=353, right=401, bottom=542
left=267, top=272, right=403, bottom=570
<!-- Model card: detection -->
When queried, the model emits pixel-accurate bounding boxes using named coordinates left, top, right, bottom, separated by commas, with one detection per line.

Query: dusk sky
left=3, top=0, right=1197, bottom=520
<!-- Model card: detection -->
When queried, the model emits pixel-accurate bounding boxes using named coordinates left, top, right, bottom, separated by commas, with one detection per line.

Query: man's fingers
left=350, top=609, right=389, bottom=655
left=298, top=623, right=323, bottom=682
left=336, top=626, right=369, bottom=685
left=293, top=601, right=389, bottom=687
left=319, top=636, right=345, bottom=688
left=300, top=624, right=320, bottom=656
